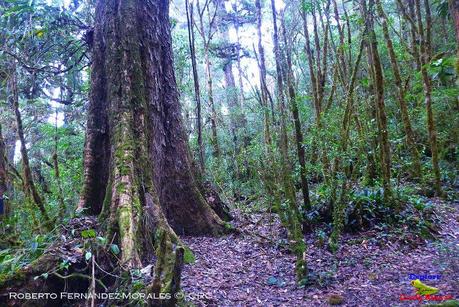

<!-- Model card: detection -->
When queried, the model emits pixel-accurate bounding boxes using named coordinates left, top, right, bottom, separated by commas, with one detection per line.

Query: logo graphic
left=399, top=274, right=455, bottom=302
left=410, top=279, right=439, bottom=295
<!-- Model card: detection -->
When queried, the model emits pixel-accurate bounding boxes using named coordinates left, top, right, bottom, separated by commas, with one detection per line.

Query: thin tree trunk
left=196, top=0, right=220, bottom=159
left=329, top=37, right=366, bottom=252
left=206, top=52, right=220, bottom=159
left=317, top=0, right=331, bottom=107
left=396, top=0, right=421, bottom=69
left=312, top=3, right=322, bottom=96
left=9, top=64, right=50, bottom=222
left=363, top=0, right=392, bottom=202
left=234, top=2, right=246, bottom=105
left=423, top=0, right=432, bottom=59
left=415, top=0, right=443, bottom=196
left=377, top=0, right=422, bottom=178
left=271, top=0, right=307, bottom=281
left=332, top=0, right=348, bottom=79
left=280, top=12, right=311, bottom=212
left=53, top=108, right=66, bottom=220
left=342, top=1, right=352, bottom=66
left=186, top=0, right=205, bottom=172
left=301, top=8, right=320, bottom=123
left=450, top=0, right=459, bottom=77
left=255, top=0, right=273, bottom=149
left=0, top=123, right=7, bottom=217
left=301, top=4, right=331, bottom=179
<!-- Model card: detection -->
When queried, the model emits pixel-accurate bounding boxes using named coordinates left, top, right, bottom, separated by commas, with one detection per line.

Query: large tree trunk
left=75, top=0, right=229, bottom=300
left=78, top=0, right=226, bottom=232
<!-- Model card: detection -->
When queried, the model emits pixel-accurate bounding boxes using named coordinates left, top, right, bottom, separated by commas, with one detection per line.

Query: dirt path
left=181, top=199, right=459, bottom=306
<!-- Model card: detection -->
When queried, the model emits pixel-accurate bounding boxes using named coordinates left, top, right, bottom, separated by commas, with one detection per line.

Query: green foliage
left=183, top=247, right=196, bottom=264
left=429, top=56, right=458, bottom=84
left=0, top=232, right=55, bottom=283
left=81, top=228, right=96, bottom=239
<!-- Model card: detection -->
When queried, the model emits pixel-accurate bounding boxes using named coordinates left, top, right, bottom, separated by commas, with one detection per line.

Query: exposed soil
left=181, top=199, right=459, bottom=306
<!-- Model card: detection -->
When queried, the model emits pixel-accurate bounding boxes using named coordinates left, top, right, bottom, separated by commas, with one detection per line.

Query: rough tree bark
left=332, top=0, right=348, bottom=79
left=217, top=1, right=245, bottom=172
left=75, top=0, right=230, bottom=301
left=301, top=5, right=320, bottom=123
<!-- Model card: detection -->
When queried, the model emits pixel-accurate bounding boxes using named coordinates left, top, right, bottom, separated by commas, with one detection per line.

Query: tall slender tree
left=9, top=64, right=50, bottom=222
left=270, top=0, right=307, bottom=281
left=0, top=123, right=7, bottom=216
left=186, top=0, right=205, bottom=171
left=362, top=0, right=392, bottom=202
left=377, top=0, right=422, bottom=179
left=415, top=0, right=443, bottom=196
left=280, top=10, right=311, bottom=211
left=196, top=0, right=220, bottom=158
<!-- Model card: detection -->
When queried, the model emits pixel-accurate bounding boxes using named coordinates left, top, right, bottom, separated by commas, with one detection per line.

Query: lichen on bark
left=74, top=0, right=232, bottom=302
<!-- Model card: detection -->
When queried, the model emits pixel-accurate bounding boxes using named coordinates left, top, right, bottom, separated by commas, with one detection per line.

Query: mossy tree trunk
left=0, top=123, right=7, bottom=209
left=8, top=63, right=50, bottom=223
left=255, top=0, right=278, bottom=208
left=300, top=2, right=332, bottom=181
left=377, top=0, right=422, bottom=179
left=450, top=0, right=459, bottom=81
left=77, top=0, right=229, bottom=300
left=217, top=0, right=243, bottom=173
left=271, top=0, right=307, bottom=281
left=280, top=11, right=311, bottom=213
left=415, top=0, right=443, bottom=196
left=362, top=0, right=392, bottom=203
left=329, top=37, right=366, bottom=252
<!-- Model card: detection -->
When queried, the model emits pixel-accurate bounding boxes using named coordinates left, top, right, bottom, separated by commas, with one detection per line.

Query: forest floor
left=181, top=197, right=459, bottom=306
